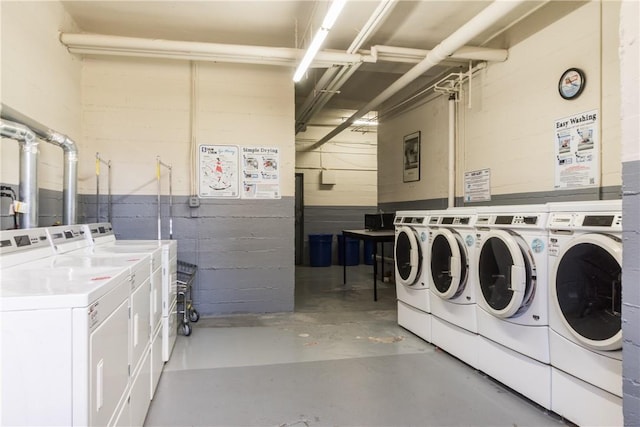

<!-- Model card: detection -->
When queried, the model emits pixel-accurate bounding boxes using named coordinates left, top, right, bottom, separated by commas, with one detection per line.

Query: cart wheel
left=181, top=323, right=192, bottom=336
left=189, top=309, right=200, bottom=323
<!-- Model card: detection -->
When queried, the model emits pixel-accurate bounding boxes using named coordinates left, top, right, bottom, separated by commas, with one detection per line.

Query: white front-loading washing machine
left=474, top=204, right=550, bottom=409
left=547, top=200, right=623, bottom=426
left=427, top=208, right=478, bottom=368
left=394, top=211, right=431, bottom=342
left=0, top=228, right=132, bottom=427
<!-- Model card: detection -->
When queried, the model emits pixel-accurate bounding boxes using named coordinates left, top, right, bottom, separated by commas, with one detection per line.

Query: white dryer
left=45, top=225, right=154, bottom=427
left=84, top=223, right=177, bottom=364
left=394, top=211, right=431, bottom=342
left=427, top=208, right=478, bottom=368
left=83, top=222, right=177, bottom=401
left=547, top=200, right=623, bottom=426
left=474, top=204, right=550, bottom=409
left=0, top=228, right=132, bottom=427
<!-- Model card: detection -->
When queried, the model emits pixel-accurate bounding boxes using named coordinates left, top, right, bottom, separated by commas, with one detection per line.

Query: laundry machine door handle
left=410, top=246, right=418, bottom=267
left=449, top=256, right=460, bottom=281
left=509, top=265, right=525, bottom=293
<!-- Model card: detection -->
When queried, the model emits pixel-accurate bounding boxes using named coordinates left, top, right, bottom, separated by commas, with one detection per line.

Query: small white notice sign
left=464, top=168, right=491, bottom=202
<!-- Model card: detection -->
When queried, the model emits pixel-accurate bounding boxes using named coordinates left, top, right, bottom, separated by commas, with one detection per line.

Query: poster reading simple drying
left=554, top=110, right=600, bottom=189
left=241, top=147, right=280, bottom=199
left=198, top=145, right=239, bottom=198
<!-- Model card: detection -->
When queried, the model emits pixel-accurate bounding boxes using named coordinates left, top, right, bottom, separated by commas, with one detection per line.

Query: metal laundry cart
left=177, top=260, right=199, bottom=336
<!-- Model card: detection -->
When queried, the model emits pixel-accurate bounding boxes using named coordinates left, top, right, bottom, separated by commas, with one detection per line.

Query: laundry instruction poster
left=241, top=147, right=280, bottom=199
left=554, top=110, right=599, bottom=189
left=198, top=145, right=239, bottom=198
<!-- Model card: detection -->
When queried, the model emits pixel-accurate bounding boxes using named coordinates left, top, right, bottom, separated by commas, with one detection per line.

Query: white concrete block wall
left=378, top=1, right=622, bottom=205
left=81, top=58, right=191, bottom=195
left=0, top=1, right=81, bottom=193
left=296, top=114, right=377, bottom=207
left=378, top=95, right=449, bottom=205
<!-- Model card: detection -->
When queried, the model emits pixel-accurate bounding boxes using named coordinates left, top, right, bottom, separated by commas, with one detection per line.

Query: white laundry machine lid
left=478, top=229, right=533, bottom=318
left=395, top=226, right=422, bottom=286
left=429, top=228, right=468, bottom=299
left=551, top=233, right=622, bottom=351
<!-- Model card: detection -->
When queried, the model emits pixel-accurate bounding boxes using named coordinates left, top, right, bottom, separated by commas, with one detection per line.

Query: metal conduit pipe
left=307, top=0, right=526, bottom=150
left=1, top=104, right=78, bottom=225
left=0, top=119, right=39, bottom=228
left=60, top=33, right=371, bottom=68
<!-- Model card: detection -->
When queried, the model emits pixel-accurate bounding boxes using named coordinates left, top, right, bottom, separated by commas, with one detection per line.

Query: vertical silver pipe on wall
left=0, top=119, right=39, bottom=228
left=448, top=94, right=456, bottom=208
left=0, top=104, right=78, bottom=225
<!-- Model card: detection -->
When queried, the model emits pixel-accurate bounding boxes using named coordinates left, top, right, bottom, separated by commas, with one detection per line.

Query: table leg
left=342, top=232, right=346, bottom=285
left=372, top=240, right=378, bottom=301
left=381, top=242, right=385, bottom=279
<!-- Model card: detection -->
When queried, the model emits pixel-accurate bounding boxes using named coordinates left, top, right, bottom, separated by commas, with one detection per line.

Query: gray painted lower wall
left=622, top=160, right=640, bottom=424
left=80, top=194, right=295, bottom=316
left=1, top=184, right=64, bottom=229
left=303, top=205, right=377, bottom=265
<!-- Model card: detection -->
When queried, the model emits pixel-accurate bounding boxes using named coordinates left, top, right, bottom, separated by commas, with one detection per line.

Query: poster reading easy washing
left=241, top=147, right=280, bottom=199
left=198, top=145, right=239, bottom=198
left=554, top=110, right=599, bottom=189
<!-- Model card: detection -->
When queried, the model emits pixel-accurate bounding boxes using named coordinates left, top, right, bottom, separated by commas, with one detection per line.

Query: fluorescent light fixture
left=353, top=119, right=378, bottom=126
left=322, top=0, right=348, bottom=29
left=293, top=0, right=347, bottom=82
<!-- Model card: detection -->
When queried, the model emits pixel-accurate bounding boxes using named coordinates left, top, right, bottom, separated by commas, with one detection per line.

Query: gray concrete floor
left=145, top=265, right=566, bottom=426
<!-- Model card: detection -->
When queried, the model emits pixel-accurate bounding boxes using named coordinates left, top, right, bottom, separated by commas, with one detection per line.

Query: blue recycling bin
left=363, top=240, right=374, bottom=265
left=338, top=235, right=359, bottom=266
left=309, top=234, right=333, bottom=267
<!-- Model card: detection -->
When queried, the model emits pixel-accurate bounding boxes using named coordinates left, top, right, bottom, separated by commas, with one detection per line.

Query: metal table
left=341, top=229, right=395, bottom=301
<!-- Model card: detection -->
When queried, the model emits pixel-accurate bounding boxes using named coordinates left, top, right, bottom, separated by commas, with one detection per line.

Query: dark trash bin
left=309, top=234, right=333, bottom=267
left=338, top=235, right=360, bottom=266
left=363, top=240, right=374, bottom=265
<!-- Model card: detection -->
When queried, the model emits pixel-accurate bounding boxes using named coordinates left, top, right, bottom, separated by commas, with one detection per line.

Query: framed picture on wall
left=403, top=131, right=421, bottom=182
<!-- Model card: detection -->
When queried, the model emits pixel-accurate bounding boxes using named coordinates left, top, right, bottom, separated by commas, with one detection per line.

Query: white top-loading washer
left=1, top=228, right=132, bottom=427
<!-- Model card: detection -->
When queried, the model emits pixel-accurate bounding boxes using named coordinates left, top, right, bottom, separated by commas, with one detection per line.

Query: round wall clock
left=558, top=68, right=586, bottom=100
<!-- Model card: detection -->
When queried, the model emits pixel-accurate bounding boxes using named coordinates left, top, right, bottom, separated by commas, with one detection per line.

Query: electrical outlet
left=188, top=197, right=200, bottom=208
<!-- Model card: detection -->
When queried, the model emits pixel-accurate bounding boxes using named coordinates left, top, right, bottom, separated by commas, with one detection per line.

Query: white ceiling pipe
left=371, top=45, right=508, bottom=63
left=1, top=104, right=78, bottom=225
left=307, top=0, right=526, bottom=150
left=60, top=33, right=371, bottom=67
left=0, top=119, right=39, bottom=229
left=295, top=0, right=397, bottom=133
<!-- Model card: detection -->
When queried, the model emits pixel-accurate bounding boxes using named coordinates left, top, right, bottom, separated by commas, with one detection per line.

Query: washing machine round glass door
left=478, top=229, right=534, bottom=318
left=552, top=233, right=622, bottom=351
left=430, top=229, right=468, bottom=299
left=395, top=226, right=422, bottom=286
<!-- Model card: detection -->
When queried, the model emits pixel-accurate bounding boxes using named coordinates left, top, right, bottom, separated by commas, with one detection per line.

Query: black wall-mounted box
left=365, top=213, right=395, bottom=231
